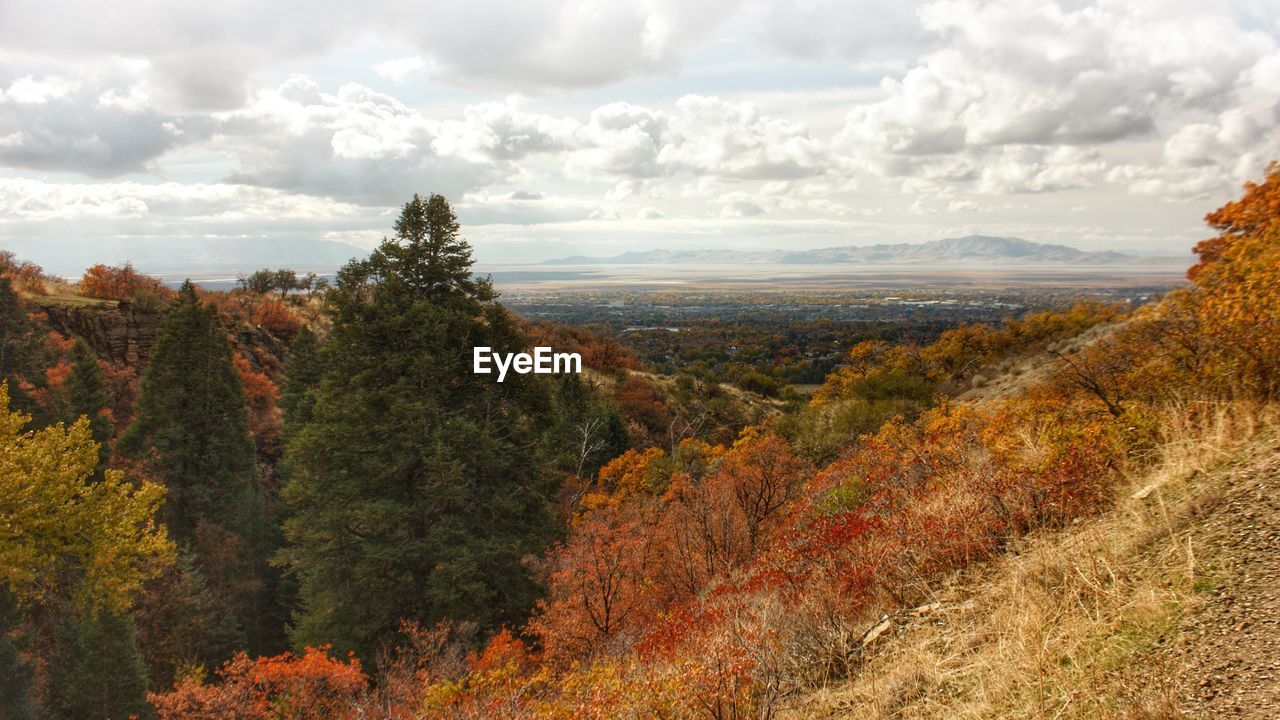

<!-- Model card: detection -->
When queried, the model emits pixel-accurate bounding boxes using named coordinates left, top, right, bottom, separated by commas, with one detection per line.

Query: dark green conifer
left=279, top=194, right=560, bottom=663
left=117, top=283, right=269, bottom=655
left=41, top=609, right=150, bottom=720
left=118, top=282, right=259, bottom=542
left=63, top=339, right=113, bottom=470
left=0, top=278, right=44, bottom=415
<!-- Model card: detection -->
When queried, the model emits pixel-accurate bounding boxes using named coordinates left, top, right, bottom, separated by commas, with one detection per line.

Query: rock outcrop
left=41, top=301, right=163, bottom=367
left=41, top=301, right=290, bottom=376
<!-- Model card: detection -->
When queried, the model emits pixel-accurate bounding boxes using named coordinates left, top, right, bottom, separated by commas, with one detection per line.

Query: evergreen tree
left=133, top=552, right=245, bottom=690
left=280, top=194, right=560, bottom=662
left=0, top=590, right=34, bottom=720
left=41, top=609, right=150, bottom=720
left=63, top=339, right=113, bottom=471
left=117, top=283, right=269, bottom=654
left=35, top=341, right=151, bottom=717
left=0, top=278, right=43, bottom=416
left=551, top=374, right=630, bottom=479
left=280, top=327, right=323, bottom=433
left=118, top=282, right=259, bottom=543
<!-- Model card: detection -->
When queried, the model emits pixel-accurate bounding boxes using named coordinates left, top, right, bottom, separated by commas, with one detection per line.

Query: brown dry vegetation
left=779, top=401, right=1277, bottom=719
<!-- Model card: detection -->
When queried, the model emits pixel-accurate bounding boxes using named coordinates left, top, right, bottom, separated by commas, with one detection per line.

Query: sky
left=1, top=0, right=1278, bottom=274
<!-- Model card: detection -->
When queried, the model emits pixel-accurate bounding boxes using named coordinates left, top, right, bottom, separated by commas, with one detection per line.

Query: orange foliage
left=252, top=299, right=303, bottom=340
left=1183, top=162, right=1280, bottom=397
left=521, top=321, right=640, bottom=374
left=1191, top=160, right=1280, bottom=278
left=150, top=646, right=367, bottom=720
left=814, top=301, right=1122, bottom=402
left=0, top=251, right=49, bottom=294
left=234, top=354, right=282, bottom=457
left=533, top=502, right=665, bottom=662
left=580, top=446, right=666, bottom=512
left=79, top=263, right=175, bottom=307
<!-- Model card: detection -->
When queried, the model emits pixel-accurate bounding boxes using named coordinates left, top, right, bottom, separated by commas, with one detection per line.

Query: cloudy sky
left=2, top=0, right=1278, bottom=273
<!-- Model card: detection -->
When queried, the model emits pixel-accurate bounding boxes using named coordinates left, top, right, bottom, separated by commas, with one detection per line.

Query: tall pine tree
left=62, top=339, right=113, bottom=472
left=0, top=278, right=44, bottom=416
left=118, top=282, right=267, bottom=657
left=280, top=194, right=560, bottom=662
left=119, top=282, right=259, bottom=542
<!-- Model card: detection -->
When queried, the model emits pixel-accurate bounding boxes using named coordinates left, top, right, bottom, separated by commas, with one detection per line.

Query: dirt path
left=1163, top=449, right=1280, bottom=718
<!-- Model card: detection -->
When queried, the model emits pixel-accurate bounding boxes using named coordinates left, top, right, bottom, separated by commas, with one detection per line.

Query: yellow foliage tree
left=1186, top=162, right=1280, bottom=397
left=0, top=383, right=173, bottom=612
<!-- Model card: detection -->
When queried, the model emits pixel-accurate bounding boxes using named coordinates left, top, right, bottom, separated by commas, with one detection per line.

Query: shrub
left=79, top=263, right=174, bottom=309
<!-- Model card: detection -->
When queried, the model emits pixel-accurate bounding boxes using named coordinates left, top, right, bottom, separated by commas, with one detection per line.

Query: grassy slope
left=779, top=400, right=1277, bottom=719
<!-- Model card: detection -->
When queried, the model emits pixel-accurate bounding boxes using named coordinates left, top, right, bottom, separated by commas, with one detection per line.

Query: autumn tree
left=1185, top=162, right=1280, bottom=397
left=149, top=646, right=367, bottom=720
left=280, top=194, right=561, bottom=663
left=533, top=503, right=663, bottom=662
left=0, top=383, right=173, bottom=716
left=79, top=263, right=174, bottom=310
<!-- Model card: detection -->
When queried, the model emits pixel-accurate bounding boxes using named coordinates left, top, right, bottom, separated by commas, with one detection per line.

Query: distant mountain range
left=543, top=235, right=1153, bottom=266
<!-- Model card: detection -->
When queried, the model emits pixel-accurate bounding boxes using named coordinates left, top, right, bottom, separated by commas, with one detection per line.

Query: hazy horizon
left=14, top=232, right=1197, bottom=279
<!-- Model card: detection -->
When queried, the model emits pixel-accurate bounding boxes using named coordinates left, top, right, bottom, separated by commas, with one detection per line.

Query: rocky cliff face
left=41, top=302, right=163, bottom=367
left=41, top=301, right=289, bottom=375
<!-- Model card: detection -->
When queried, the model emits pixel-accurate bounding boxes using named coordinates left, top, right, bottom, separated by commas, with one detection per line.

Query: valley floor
left=780, top=406, right=1279, bottom=719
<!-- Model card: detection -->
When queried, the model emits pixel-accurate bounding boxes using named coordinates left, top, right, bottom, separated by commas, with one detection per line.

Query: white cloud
left=431, top=96, right=579, bottom=162
left=1, top=75, right=80, bottom=104
left=216, top=77, right=500, bottom=204
left=0, top=177, right=364, bottom=222
left=0, top=66, right=201, bottom=175
left=832, top=0, right=1280, bottom=200
left=374, top=56, right=427, bottom=83
left=0, top=0, right=744, bottom=103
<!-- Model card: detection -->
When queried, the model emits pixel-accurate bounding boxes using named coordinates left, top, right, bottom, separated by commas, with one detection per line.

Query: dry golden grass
left=779, top=401, right=1274, bottom=720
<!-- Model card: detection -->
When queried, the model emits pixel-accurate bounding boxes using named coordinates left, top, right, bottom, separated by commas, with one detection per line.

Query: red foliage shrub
left=79, top=263, right=175, bottom=308
left=612, top=376, right=669, bottom=440
left=234, top=353, right=282, bottom=458
left=252, top=299, right=303, bottom=340
left=150, top=646, right=367, bottom=720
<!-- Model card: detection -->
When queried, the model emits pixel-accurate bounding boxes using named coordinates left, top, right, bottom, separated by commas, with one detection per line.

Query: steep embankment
left=36, top=298, right=289, bottom=374
left=780, top=404, right=1278, bottom=719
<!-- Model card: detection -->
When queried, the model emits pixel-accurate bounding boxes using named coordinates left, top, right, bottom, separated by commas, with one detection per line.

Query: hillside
left=2, top=167, right=1279, bottom=720
left=544, top=235, right=1158, bottom=266
left=783, top=369, right=1280, bottom=718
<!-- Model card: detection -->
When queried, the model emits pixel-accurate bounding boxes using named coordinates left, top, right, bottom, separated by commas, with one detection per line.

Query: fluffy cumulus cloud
left=0, top=62, right=205, bottom=175
left=835, top=0, right=1280, bottom=198
left=431, top=94, right=829, bottom=181
left=214, top=76, right=503, bottom=204
left=214, top=83, right=831, bottom=207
